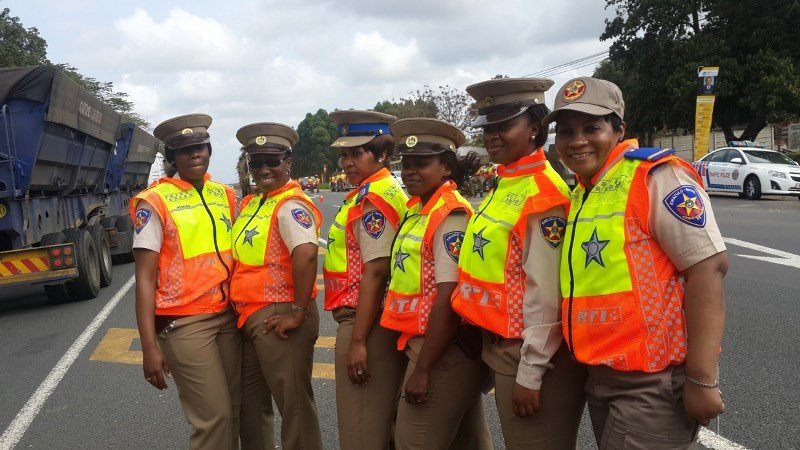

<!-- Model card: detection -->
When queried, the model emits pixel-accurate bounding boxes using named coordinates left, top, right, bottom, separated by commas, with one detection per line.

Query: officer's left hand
left=512, top=382, right=541, bottom=417
left=684, top=382, right=725, bottom=426
left=263, top=312, right=306, bottom=339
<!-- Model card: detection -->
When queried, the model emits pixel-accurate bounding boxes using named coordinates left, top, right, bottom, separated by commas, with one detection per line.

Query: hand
left=346, top=341, right=369, bottom=386
left=142, top=347, right=170, bottom=390
left=404, top=368, right=431, bottom=405
left=684, top=382, right=725, bottom=426
left=263, top=311, right=306, bottom=339
left=512, top=382, right=541, bottom=417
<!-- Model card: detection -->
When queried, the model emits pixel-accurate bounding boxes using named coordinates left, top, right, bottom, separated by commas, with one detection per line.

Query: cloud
left=346, top=32, right=421, bottom=81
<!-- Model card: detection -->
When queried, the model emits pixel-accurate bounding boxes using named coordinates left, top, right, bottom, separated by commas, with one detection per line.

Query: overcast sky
left=6, top=0, right=614, bottom=183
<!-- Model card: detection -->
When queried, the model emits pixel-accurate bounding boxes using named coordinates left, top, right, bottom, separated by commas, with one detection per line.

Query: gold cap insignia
left=340, top=124, right=349, bottom=136
left=405, top=135, right=418, bottom=147
left=563, top=80, right=586, bottom=102
left=480, top=96, right=495, bottom=108
left=255, top=136, right=267, bottom=145
left=181, top=128, right=194, bottom=135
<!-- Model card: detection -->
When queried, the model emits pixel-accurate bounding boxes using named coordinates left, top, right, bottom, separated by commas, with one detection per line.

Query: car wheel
left=743, top=175, right=762, bottom=200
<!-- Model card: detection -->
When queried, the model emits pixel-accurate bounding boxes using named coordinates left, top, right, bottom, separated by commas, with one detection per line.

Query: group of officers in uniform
left=132, top=75, right=727, bottom=450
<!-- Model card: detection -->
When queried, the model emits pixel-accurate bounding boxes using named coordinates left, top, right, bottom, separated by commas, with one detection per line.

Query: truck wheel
left=63, top=228, right=101, bottom=300
left=41, top=232, right=73, bottom=304
left=113, top=215, right=135, bottom=264
left=88, top=224, right=113, bottom=287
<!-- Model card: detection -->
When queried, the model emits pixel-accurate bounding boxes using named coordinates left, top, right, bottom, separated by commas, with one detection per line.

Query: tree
left=373, top=96, right=437, bottom=119
left=598, top=0, right=800, bottom=143
left=375, top=85, right=476, bottom=134
left=292, top=109, right=339, bottom=178
left=0, top=8, right=47, bottom=67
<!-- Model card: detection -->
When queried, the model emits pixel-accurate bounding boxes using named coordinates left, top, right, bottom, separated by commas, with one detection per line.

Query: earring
left=530, top=135, right=536, bottom=141
left=378, top=159, right=383, bottom=163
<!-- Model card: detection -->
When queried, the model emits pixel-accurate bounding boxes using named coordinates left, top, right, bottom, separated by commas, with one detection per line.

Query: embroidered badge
left=539, top=216, right=566, bottom=249
left=362, top=210, right=385, bottom=239
left=134, top=208, right=151, bottom=234
left=443, top=231, right=464, bottom=263
left=663, top=185, right=706, bottom=228
left=563, top=80, right=586, bottom=102
left=581, top=228, right=610, bottom=268
left=291, top=208, right=313, bottom=229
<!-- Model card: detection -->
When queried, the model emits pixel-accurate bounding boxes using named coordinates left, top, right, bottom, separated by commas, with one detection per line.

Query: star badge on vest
left=539, top=216, right=566, bottom=248
left=243, top=227, right=259, bottom=246
left=663, top=185, right=706, bottom=228
left=134, top=208, right=151, bottom=234
left=581, top=228, right=610, bottom=268
left=443, top=231, right=464, bottom=263
left=394, top=248, right=410, bottom=272
left=472, top=227, right=491, bottom=260
left=291, top=208, right=313, bottom=229
left=219, top=215, right=232, bottom=232
left=362, top=210, right=385, bottom=239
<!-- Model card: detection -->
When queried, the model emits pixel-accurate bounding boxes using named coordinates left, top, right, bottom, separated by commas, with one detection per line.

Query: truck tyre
left=41, top=232, right=73, bottom=304
left=88, top=223, right=113, bottom=287
left=113, top=215, right=135, bottom=264
left=63, top=228, right=101, bottom=300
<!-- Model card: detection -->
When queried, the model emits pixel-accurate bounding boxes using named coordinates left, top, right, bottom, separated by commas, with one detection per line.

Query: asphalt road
left=1, top=190, right=798, bottom=449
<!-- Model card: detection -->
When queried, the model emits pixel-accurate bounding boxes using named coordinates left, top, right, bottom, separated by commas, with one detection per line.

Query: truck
left=0, top=65, right=159, bottom=303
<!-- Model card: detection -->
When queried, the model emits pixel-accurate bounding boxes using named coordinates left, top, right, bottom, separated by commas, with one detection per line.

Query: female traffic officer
left=132, top=114, right=241, bottom=450
left=451, top=78, right=587, bottom=449
left=543, top=77, right=727, bottom=448
left=322, top=110, right=408, bottom=450
left=380, top=118, right=492, bottom=450
left=230, top=123, right=323, bottom=450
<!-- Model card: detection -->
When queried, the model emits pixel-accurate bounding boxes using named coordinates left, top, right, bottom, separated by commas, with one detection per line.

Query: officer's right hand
left=143, top=348, right=170, bottom=390
left=512, top=382, right=541, bottom=417
left=684, top=382, right=725, bottom=426
left=346, top=341, right=369, bottom=385
left=404, top=368, right=431, bottom=405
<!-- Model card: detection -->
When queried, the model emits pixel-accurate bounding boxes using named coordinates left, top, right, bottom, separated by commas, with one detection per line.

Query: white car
left=391, top=170, right=406, bottom=188
left=692, top=147, right=800, bottom=200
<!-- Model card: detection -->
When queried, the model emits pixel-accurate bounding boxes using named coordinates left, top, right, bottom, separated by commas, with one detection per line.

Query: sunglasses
left=248, top=157, right=287, bottom=170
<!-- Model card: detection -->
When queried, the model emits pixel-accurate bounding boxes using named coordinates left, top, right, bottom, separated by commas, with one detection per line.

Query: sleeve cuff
left=515, top=362, right=548, bottom=390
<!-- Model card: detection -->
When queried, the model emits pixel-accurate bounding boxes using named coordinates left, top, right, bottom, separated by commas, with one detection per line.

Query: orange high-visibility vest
left=131, top=174, right=236, bottom=316
left=561, top=141, right=700, bottom=372
left=452, top=150, right=570, bottom=338
left=380, top=182, right=472, bottom=350
left=230, top=180, right=322, bottom=328
left=323, top=168, right=408, bottom=311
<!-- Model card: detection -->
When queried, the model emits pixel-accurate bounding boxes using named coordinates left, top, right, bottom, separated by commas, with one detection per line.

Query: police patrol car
left=692, top=142, right=800, bottom=200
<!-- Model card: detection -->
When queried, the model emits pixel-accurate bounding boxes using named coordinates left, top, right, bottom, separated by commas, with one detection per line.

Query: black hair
left=524, top=104, right=550, bottom=149
left=363, top=134, right=395, bottom=168
left=602, top=113, right=624, bottom=132
left=439, top=150, right=481, bottom=191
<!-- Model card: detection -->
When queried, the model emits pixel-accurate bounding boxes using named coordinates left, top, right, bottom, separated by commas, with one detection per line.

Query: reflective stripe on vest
left=561, top=153, right=697, bottom=372
left=452, top=151, right=570, bottom=338
left=130, top=175, right=235, bottom=315
left=229, top=180, right=322, bottom=328
left=380, top=182, right=472, bottom=349
left=323, top=168, right=408, bottom=310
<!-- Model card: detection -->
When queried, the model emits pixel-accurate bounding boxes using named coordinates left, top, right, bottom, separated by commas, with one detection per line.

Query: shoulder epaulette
left=624, top=147, right=675, bottom=162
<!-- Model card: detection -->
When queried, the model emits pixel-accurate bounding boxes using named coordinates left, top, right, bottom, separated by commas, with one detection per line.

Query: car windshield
left=743, top=150, right=799, bottom=166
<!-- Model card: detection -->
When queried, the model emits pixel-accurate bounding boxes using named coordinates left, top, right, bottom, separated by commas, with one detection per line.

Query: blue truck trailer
left=0, top=65, right=159, bottom=303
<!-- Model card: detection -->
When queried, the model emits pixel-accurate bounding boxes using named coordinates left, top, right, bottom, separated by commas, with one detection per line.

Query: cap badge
left=340, top=124, right=349, bottom=136
left=255, top=136, right=267, bottom=145
left=181, top=128, right=194, bottom=135
left=480, top=96, right=495, bottom=108
left=405, top=135, right=418, bottom=148
left=563, top=80, right=586, bottom=102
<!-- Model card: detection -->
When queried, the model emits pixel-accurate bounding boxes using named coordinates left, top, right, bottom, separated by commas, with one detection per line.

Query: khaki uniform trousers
left=394, top=336, right=493, bottom=450
left=586, top=364, right=700, bottom=449
left=239, top=332, right=275, bottom=450
left=157, top=307, right=242, bottom=450
left=482, top=336, right=587, bottom=450
left=241, top=301, right=323, bottom=450
left=333, top=307, right=407, bottom=450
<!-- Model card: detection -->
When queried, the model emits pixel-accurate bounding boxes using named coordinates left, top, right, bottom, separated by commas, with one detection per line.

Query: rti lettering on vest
left=78, top=101, right=103, bottom=124
left=386, top=296, right=420, bottom=313
left=575, top=307, right=622, bottom=324
left=166, top=191, right=194, bottom=202
left=458, top=282, right=501, bottom=308
left=597, top=354, right=628, bottom=369
left=500, top=192, right=524, bottom=207
left=593, top=176, right=628, bottom=194
left=324, top=277, right=348, bottom=293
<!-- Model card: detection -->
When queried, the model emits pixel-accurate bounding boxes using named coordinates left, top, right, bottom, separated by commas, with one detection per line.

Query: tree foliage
left=597, top=0, right=800, bottom=143
left=291, top=109, right=339, bottom=178
left=374, top=84, right=476, bottom=133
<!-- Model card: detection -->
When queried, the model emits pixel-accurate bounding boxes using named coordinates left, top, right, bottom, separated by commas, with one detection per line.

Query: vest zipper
left=197, top=186, right=232, bottom=303
left=566, top=189, right=590, bottom=359
left=473, top=176, right=500, bottom=223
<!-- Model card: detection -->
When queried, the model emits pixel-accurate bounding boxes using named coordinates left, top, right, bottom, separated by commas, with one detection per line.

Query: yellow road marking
left=91, top=328, right=337, bottom=381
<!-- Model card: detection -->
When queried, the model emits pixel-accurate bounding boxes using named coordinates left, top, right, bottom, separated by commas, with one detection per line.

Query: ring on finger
left=357, top=369, right=364, bottom=375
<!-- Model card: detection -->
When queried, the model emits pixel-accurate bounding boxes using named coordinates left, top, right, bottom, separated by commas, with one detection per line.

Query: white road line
left=332, top=204, right=341, bottom=208
left=699, top=427, right=750, bottom=450
left=0, top=276, right=136, bottom=450
left=723, top=237, right=800, bottom=269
